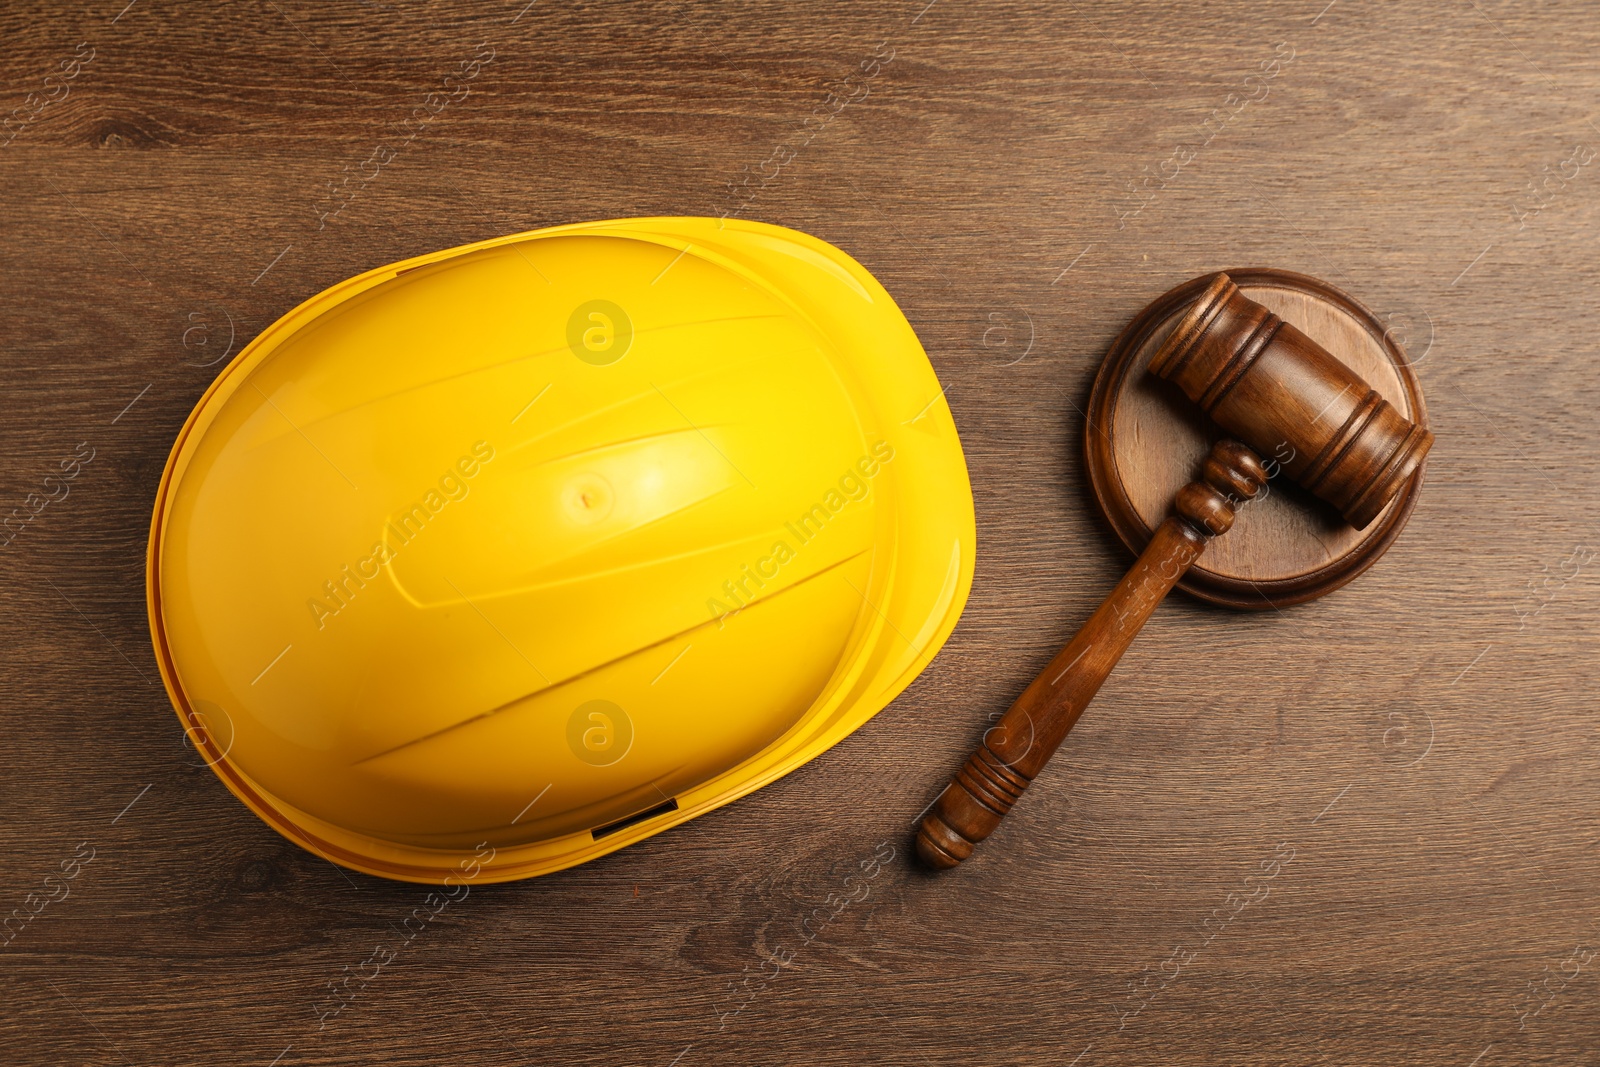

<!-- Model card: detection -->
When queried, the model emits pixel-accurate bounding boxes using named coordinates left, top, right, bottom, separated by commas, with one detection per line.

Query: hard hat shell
left=148, top=217, right=973, bottom=884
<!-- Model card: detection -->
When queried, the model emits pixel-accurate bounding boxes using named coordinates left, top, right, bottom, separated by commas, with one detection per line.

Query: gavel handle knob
left=916, top=439, right=1269, bottom=870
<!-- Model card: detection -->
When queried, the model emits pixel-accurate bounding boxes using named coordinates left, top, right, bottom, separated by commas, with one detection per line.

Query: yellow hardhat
left=148, top=217, right=973, bottom=883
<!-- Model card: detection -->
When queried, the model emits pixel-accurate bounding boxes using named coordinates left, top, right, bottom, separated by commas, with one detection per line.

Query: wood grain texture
left=2, top=1, right=1598, bottom=1065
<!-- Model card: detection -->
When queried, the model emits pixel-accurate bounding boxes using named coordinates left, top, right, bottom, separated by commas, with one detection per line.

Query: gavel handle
left=916, top=439, right=1269, bottom=869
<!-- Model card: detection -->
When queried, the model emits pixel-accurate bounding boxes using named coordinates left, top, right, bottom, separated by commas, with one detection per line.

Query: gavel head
left=1148, top=272, right=1433, bottom=529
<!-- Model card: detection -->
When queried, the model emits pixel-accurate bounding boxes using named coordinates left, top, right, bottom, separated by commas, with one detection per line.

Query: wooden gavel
left=916, top=272, right=1434, bottom=869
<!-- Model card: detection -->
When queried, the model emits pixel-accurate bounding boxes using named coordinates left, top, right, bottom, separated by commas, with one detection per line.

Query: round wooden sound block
left=1085, top=268, right=1429, bottom=610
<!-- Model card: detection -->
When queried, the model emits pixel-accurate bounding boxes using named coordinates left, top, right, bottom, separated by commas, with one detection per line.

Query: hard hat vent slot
left=591, top=798, right=680, bottom=841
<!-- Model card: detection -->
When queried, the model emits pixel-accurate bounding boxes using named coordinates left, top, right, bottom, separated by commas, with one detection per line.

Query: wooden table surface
left=4, top=2, right=1597, bottom=1064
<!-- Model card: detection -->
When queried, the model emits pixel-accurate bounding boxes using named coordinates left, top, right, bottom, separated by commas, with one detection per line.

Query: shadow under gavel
left=917, top=272, right=1434, bottom=870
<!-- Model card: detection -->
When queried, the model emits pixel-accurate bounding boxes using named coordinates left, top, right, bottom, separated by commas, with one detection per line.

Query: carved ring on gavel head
left=915, top=271, right=1433, bottom=871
